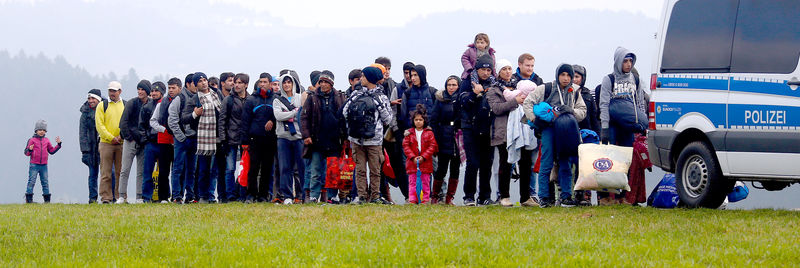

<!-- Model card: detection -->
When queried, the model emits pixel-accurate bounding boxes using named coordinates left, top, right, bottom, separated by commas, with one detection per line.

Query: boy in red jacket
left=24, top=120, right=62, bottom=203
left=402, top=104, right=438, bottom=204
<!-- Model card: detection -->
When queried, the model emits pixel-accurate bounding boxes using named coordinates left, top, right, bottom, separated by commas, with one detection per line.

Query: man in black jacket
left=79, top=89, right=103, bottom=203
left=138, top=82, right=165, bottom=202
left=219, top=73, right=251, bottom=202
left=117, top=80, right=151, bottom=203
left=241, top=73, right=278, bottom=203
left=459, top=55, right=496, bottom=206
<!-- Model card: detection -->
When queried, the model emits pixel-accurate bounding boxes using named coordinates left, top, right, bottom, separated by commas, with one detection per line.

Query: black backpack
left=102, top=98, right=127, bottom=113
left=347, top=91, right=378, bottom=139
left=594, top=73, right=640, bottom=110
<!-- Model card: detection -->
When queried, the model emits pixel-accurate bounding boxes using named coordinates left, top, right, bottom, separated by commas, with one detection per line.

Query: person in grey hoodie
left=274, top=73, right=305, bottom=204
left=599, top=47, right=649, bottom=146
left=597, top=47, right=649, bottom=205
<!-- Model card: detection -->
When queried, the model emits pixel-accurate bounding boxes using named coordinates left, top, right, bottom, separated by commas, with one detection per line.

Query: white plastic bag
left=234, top=160, right=243, bottom=179
left=574, top=144, right=633, bottom=192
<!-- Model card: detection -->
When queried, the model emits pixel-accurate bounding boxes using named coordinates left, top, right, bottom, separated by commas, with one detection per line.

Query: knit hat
left=475, top=54, right=494, bottom=70
left=310, top=70, right=321, bottom=86
left=88, top=89, right=102, bottom=102
left=370, top=64, right=387, bottom=78
left=556, top=63, right=575, bottom=81
left=362, top=66, right=383, bottom=84
left=34, top=120, right=47, bottom=132
left=321, top=70, right=334, bottom=80
left=151, top=81, right=166, bottom=94
left=137, top=80, right=152, bottom=95
left=192, top=72, right=207, bottom=85
left=108, top=81, right=122, bottom=91
left=496, top=59, right=513, bottom=73
left=318, top=73, right=334, bottom=86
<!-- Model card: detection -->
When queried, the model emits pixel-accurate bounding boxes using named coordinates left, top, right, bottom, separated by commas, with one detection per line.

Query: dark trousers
left=462, top=129, right=493, bottom=201
left=212, top=144, right=227, bottom=201
left=496, top=144, right=513, bottom=199
left=386, top=138, right=409, bottom=199
left=156, top=143, right=173, bottom=201
left=434, top=153, right=460, bottom=182
left=248, top=138, right=276, bottom=200
left=517, top=148, right=533, bottom=201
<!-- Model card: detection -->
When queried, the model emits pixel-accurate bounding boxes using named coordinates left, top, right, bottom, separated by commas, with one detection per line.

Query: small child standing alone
left=24, top=120, right=61, bottom=203
left=402, top=104, right=438, bottom=204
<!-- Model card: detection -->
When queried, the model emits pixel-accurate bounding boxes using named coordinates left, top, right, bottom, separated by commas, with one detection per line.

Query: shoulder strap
left=544, top=82, right=553, bottom=100
left=608, top=73, right=639, bottom=90
left=634, top=73, right=640, bottom=90
left=608, top=74, right=615, bottom=86
left=102, top=99, right=109, bottom=113
left=277, top=95, right=295, bottom=110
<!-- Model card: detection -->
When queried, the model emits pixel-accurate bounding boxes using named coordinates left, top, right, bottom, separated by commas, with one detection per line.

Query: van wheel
left=675, top=141, right=733, bottom=208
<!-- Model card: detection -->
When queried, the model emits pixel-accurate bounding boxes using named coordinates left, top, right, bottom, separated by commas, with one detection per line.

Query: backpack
left=595, top=73, right=640, bottom=111
left=102, top=99, right=127, bottom=113
left=347, top=91, right=379, bottom=139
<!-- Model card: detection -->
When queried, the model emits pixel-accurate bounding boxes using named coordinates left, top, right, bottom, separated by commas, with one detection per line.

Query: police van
left=648, top=0, right=800, bottom=208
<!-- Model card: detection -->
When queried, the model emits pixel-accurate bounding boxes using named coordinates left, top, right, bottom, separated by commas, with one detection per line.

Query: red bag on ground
left=325, top=156, right=340, bottom=189
left=339, top=145, right=355, bottom=191
left=382, top=148, right=395, bottom=179
left=238, top=150, right=250, bottom=187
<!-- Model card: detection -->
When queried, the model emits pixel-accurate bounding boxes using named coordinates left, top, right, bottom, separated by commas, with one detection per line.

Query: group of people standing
left=26, top=33, right=650, bottom=207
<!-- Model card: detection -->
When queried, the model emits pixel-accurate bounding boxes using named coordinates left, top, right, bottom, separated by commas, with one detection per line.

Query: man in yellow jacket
left=96, top=81, right=126, bottom=204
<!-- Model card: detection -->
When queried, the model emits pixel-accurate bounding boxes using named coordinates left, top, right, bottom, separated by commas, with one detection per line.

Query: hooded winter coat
left=401, top=65, right=437, bottom=128
left=599, top=47, right=650, bottom=130
left=79, top=101, right=100, bottom=166
left=461, top=43, right=497, bottom=79
left=430, top=89, right=459, bottom=156
left=273, top=74, right=304, bottom=141
left=301, top=87, right=347, bottom=157
left=241, top=88, right=278, bottom=144
left=573, top=65, right=601, bottom=132
left=522, top=64, right=588, bottom=124
left=402, top=127, right=438, bottom=174
left=457, top=73, right=494, bottom=134
left=119, top=97, right=149, bottom=143
left=486, top=84, right=521, bottom=147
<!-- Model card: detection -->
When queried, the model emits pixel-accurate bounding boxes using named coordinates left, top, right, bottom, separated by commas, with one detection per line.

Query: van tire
left=675, top=141, right=734, bottom=208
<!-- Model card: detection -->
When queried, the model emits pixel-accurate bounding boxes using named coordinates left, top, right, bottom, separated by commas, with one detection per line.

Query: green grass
left=1, top=204, right=798, bottom=267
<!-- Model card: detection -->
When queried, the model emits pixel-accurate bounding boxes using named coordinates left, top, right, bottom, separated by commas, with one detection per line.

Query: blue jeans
left=277, top=138, right=305, bottom=199
left=196, top=154, right=216, bottom=200
left=141, top=143, right=159, bottom=201
left=27, top=163, right=49, bottom=195
left=303, top=158, right=312, bottom=192
left=86, top=161, right=99, bottom=201
left=308, top=151, right=328, bottom=199
left=225, top=146, right=241, bottom=201
left=609, top=125, right=634, bottom=147
left=538, top=128, right=574, bottom=201
left=172, top=137, right=197, bottom=201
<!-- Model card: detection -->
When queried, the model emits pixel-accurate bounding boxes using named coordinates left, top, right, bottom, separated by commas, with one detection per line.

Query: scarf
left=196, top=90, right=221, bottom=156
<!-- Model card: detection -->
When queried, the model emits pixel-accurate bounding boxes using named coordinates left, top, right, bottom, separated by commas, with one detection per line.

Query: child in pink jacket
left=460, top=33, right=496, bottom=79
left=24, top=120, right=61, bottom=203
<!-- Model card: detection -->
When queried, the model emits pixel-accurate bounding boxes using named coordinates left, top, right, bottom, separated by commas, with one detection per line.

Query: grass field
left=1, top=204, right=799, bottom=267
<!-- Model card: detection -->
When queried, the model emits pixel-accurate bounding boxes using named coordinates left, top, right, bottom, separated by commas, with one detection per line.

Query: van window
left=661, top=0, right=738, bottom=73
left=730, top=0, right=800, bottom=74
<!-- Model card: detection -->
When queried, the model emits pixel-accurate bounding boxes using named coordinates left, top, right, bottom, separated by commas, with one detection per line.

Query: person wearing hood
left=401, top=64, right=437, bottom=129
left=168, top=74, right=199, bottom=203
left=79, top=89, right=103, bottom=203
left=148, top=78, right=182, bottom=203
left=486, top=59, right=525, bottom=207
left=117, top=79, right=152, bottom=203
left=514, top=53, right=544, bottom=86
left=274, top=73, right=305, bottom=204
left=138, top=81, right=166, bottom=203
left=522, top=64, right=587, bottom=208
left=461, top=33, right=497, bottom=79
left=301, top=72, right=346, bottom=203
left=185, top=72, right=224, bottom=203
left=241, top=73, right=278, bottom=203
left=597, top=47, right=649, bottom=205
left=430, top=75, right=462, bottom=205
left=573, top=65, right=600, bottom=133
left=458, top=54, right=496, bottom=206
left=390, top=62, right=415, bottom=129
left=342, top=66, right=397, bottom=204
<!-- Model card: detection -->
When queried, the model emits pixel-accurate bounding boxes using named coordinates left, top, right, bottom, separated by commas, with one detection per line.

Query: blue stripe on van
left=658, top=77, right=728, bottom=91
left=729, top=79, right=800, bottom=98
left=654, top=102, right=727, bottom=127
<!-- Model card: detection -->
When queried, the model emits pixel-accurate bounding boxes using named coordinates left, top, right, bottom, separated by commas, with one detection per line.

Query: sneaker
left=160, top=200, right=169, bottom=204
left=115, top=198, right=127, bottom=204
left=477, top=199, right=493, bottom=206
left=135, top=199, right=144, bottom=204
left=309, top=197, right=319, bottom=203
left=531, top=196, right=541, bottom=205
left=327, top=198, right=340, bottom=205
left=172, top=198, right=183, bottom=204
left=539, top=200, right=553, bottom=208
left=521, top=198, right=540, bottom=207
left=283, top=198, right=294, bottom=205
left=293, top=198, right=302, bottom=204
left=500, top=198, right=513, bottom=207
left=89, top=199, right=97, bottom=204
left=198, top=198, right=209, bottom=204
left=245, top=197, right=255, bottom=204
left=271, top=198, right=283, bottom=204
left=207, top=199, right=217, bottom=204
left=560, top=198, right=577, bottom=208
left=464, top=198, right=477, bottom=207
left=350, top=197, right=364, bottom=205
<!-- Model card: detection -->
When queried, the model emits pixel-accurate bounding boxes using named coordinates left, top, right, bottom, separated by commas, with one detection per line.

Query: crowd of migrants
left=25, top=33, right=652, bottom=207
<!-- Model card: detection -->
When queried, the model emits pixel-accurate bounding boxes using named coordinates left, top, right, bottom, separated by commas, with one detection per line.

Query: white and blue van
left=649, top=0, right=800, bottom=208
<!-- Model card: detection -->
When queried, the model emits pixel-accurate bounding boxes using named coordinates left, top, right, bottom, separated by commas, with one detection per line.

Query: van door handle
left=788, top=77, right=800, bottom=90
left=787, top=81, right=800, bottom=86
